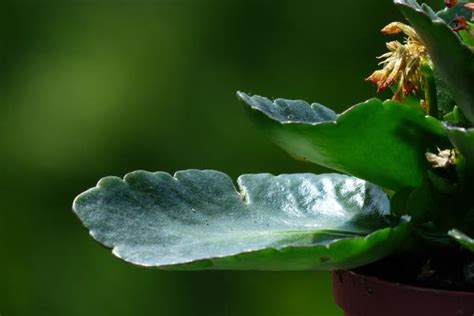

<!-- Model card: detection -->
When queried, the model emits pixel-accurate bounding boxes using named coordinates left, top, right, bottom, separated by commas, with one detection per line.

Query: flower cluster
left=366, top=22, right=427, bottom=101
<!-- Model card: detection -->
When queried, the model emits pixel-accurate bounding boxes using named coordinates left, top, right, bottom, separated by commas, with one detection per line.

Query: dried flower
left=366, top=22, right=427, bottom=101
left=451, top=16, right=470, bottom=32
left=425, top=148, right=456, bottom=169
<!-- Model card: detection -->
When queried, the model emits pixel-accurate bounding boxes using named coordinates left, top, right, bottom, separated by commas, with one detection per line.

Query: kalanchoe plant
left=74, top=0, right=474, bottom=296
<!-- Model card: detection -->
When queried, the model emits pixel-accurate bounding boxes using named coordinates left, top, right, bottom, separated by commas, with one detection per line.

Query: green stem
left=421, top=59, right=438, bottom=118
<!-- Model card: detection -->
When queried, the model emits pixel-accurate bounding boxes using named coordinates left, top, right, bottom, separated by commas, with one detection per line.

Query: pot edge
left=333, top=270, right=474, bottom=297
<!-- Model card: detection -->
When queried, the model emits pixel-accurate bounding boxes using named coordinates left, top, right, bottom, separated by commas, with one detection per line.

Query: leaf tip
left=236, top=91, right=251, bottom=103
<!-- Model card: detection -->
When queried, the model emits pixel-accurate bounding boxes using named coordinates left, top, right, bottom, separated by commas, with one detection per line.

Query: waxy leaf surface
left=238, top=92, right=446, bottom=191
left=73, top=170, right=409, bottom=270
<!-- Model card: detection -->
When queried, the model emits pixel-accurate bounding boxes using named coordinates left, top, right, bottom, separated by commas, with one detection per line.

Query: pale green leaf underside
left=73, top=170, right=409, bottom=270
left=238, top=92, right=446, bottom=191
left=449, top=229, right=474, bottom=253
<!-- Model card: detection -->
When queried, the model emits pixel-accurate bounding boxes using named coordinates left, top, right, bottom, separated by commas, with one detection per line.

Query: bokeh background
left=1, top=0, right=442, bottom=315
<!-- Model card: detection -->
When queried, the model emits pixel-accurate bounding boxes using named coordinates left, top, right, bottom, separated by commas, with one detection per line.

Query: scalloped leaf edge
left=237, top=91, right=444, bottom=136
left=73, top=170, right=411, bottom=270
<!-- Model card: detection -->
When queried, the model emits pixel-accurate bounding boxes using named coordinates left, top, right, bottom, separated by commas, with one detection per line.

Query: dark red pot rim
left=335, top=270, right=474, bottom=297
left=332, top=270, right=474, bottom=316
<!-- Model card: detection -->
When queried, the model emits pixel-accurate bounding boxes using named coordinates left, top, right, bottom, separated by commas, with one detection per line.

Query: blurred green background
left=0, top=0, right=441, bottom=315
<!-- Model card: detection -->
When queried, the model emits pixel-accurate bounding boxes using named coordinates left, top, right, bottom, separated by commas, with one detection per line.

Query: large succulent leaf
left=73, top=170, right=410, bottom=270
left=395, top=0, right=474, bottom=125
left=449, top=229, right=474, bottom=252
left=443, top=123, right=474, bottom=171
left=238, top=92, right=446, bottom=191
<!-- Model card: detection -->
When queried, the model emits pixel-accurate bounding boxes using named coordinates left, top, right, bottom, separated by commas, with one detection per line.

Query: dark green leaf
left=395, top=179, right=437, bottom=222
left=73, top=170, right=410, bottom=270
left=443, top=123, right=474, bottom=171
left=443, top=106, right=468, bottom=124
left=434, top=71, right=457, bottom=117
left=413, top=222, right=453, bottom=247
left=395, top=0, right=474, bottom=125
left=238, top=92, right=446, bottom=191
left=449, top=229, right=474, bottom=252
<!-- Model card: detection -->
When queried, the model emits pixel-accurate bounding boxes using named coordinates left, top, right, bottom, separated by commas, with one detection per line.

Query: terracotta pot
left=332, top=270, right=474, bottom=316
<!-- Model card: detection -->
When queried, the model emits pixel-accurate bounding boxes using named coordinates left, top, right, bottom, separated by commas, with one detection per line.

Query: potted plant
left=73, top=0, right=474, bottom=314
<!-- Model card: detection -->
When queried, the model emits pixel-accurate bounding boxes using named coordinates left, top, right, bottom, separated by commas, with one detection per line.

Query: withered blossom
left=425, top=149, right=457, bottom=169
left=451, top=16, right=470, bottom=32
left=366, top=22, right=427, bottom=101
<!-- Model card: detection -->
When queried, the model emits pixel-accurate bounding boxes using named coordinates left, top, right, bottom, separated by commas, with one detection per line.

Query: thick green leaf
left=238, top=92, right=446, bottom=191
left=443, top=123, right=474, bottom=171
left=395, top=0, right=474, bottom=125
left=73, top=170, right=410, bottom=270
left=449, top=229, right=474, bottom=252
left=444, top=106, right=469, bottom=124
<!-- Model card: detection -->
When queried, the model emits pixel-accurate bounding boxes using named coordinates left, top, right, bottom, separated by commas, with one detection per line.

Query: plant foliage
left=74, top=0, right=474, bottom=276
